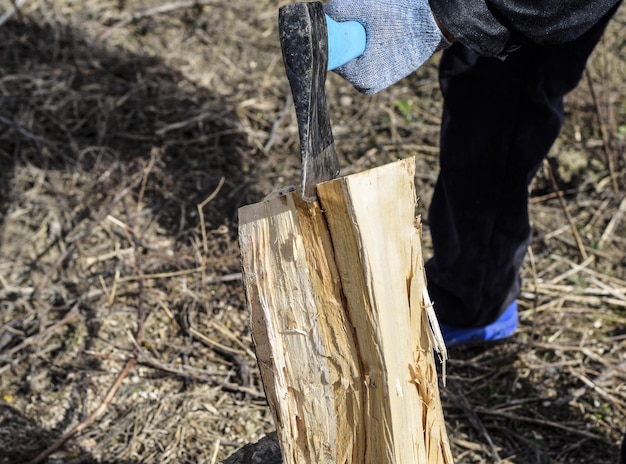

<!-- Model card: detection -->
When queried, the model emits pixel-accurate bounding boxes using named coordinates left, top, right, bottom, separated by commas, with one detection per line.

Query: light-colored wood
left=239, top=158, right=452, bottom=464
left=239, top=193, right=365, bottom=463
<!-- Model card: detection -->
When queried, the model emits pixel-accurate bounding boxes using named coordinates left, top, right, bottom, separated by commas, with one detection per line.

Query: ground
left=0, top=1, right=625, bottom=463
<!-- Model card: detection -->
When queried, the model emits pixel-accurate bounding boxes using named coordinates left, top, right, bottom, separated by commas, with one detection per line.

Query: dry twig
left=599, top=194, right=626, bottom=248
left=0, top=303, right=80, bottom=362
left=585, top=68, right=620, bottom=194
left=26, top=358, right=137, bottom=464
left=543, top=159, right=588, bottom=260
left=99, top=0, right=227, bottom=40
left=198, top=175, right=226, bottom=254
left=473, top=406, right=609, bottom=442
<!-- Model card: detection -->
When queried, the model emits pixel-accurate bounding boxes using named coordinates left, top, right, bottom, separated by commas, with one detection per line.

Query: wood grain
left=239, top=158, right=452, bottom=463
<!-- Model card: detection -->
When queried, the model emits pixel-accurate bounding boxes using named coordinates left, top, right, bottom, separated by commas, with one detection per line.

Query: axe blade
left=279, top=2, right=340, bottom=201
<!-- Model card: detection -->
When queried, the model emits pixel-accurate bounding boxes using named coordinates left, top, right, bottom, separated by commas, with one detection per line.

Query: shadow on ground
left=0, top=404, right=137, bottom=464
left=0, top=17, right=261, bottom=238
left=0, top=14, right=264, bottom=464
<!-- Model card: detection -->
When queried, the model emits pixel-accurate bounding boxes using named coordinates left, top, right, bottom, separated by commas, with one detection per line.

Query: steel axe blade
left=279, top=2, right=339, bottom=202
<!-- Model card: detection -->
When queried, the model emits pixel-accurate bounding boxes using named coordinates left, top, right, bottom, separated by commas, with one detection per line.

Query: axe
left=279, top=1, right=366, bottom=201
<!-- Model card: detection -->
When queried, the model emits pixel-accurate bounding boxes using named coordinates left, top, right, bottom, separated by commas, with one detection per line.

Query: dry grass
left=0, top=0, right=625, bottom=463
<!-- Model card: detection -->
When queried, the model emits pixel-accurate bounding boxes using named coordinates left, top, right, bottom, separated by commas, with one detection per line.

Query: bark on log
left=222, top=432, right=282, bottom=464
left=237, top=158, right=452, bottom=464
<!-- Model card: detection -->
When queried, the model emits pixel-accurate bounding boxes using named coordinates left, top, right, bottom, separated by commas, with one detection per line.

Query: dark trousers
left=425, top=7, right=619, bottom=327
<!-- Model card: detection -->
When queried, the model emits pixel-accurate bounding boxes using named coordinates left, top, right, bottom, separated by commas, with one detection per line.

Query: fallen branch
left=599, top=194, right=626, bottom=248
left=198, top=176, right=226, bottom=254
left=0, top=303, right=80, bottom=362
left=585, top=68, right=620, bottom=194
left=543, top=160, right=588, bottom=261
left=26, top=358, right=136, bottom=464
left=117, top=268, right=241, bottom=284
left=567, top=369, right=626, bottom=417
left=263, top=94, right=292, bottom=154
left=99, top=0, right=228, bottom=40
left=473, top=406, right=609, bottom=442
left=188, top=326, right=249, bottom=358
left=447, top=389, right=502, bottom=463
left=129, top=332, right=232, bottom=381
left=109, top=0, right=226, bottom=21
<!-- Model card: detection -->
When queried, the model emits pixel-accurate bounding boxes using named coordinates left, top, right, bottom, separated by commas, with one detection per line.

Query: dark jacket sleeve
left=429, top=0, right=622, bottom=56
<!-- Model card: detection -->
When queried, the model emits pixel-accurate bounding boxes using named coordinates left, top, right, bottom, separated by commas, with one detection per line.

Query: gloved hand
left=324, top=0, right=449, bottom=94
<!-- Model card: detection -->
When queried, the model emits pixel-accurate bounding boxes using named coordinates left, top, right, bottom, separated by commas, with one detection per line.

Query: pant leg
left=426, top=6, right=619, bottom=327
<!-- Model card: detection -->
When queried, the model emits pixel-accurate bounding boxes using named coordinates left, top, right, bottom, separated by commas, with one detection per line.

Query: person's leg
left=426, top=7, right=618, bottom=331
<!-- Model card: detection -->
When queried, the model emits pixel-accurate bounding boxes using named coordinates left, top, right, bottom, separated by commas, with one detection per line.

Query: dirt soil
left=0, top=1, right=625, bottom=463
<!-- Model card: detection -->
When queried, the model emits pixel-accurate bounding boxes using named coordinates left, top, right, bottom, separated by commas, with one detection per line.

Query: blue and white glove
left=324, top=0, right=449, bottom=94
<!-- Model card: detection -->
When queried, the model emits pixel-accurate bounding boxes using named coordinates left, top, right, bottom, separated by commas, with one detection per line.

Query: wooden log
left=238, top=158, right=452, bottom=464
left=239, top=185, right=364, bottom=462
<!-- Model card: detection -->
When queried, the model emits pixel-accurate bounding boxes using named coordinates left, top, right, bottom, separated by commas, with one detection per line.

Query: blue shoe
left=439, top=300, right=518, bottom=348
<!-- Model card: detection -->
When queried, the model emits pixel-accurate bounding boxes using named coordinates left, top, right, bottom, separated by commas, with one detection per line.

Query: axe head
left=279, top=2, right=340, bottom=202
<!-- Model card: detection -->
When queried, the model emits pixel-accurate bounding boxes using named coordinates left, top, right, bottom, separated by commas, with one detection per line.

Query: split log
left=237, top=158, right=452, bottom=463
